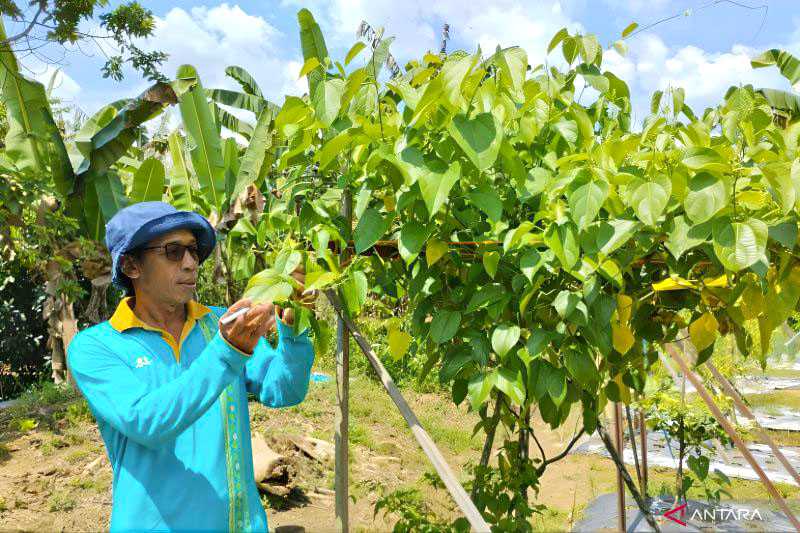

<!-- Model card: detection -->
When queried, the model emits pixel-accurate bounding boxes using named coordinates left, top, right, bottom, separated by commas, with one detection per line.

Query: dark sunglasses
left=140, top=242, right=200, bottom=262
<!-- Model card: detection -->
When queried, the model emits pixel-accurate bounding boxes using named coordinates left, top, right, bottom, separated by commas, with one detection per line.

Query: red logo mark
left=663, top=503, right=688, bottom=526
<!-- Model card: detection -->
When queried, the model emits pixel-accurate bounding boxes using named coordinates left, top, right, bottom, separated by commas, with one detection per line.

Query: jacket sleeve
left=67, top=329, right=249, bottom=449
left=241, top=316, right=316, bottom=407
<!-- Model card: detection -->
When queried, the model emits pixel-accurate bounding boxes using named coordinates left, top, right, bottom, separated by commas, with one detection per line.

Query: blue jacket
left=67, top=297, right=315, bottom=531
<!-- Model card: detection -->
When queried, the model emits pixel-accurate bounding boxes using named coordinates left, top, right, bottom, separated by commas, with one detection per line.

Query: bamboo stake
left=614, top=403, right=627, bottom=532
left=335, top=189, right=352, bottom=533
left=705, top=361, right=800, bottom=487
left=639, top=409, right=648, bottom=498
left=324, top=289, right=490, bottom=533
left=664, top=344, right=800, bottom=531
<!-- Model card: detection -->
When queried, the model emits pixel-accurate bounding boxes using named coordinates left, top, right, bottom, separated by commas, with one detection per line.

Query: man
left=67, top=201, right=316, bottom=531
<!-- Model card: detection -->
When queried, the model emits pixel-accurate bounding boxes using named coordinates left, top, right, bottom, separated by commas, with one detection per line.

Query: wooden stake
left=664, top=344, right=800, bottom=530
left=705, top=361, right=800, bottom=487
left=614, top=402, right=626, bottom=532
left=335, top=189, right=352, bottom=533
left=639, top=409, right=648, bottom=498
left=325, top=289, right=490, bottom=532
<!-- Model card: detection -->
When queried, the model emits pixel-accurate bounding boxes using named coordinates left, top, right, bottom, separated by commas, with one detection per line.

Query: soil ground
left=2, top=369, right=797, bottom=532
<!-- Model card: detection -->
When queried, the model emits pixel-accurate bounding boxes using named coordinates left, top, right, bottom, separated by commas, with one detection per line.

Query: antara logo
left=663, top=503, right=764, bottom=526
left=135, top=356, right=153, bottom=368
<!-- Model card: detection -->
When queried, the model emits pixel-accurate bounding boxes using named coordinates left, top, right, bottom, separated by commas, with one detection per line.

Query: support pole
left=705, top=361, right=800, bottom=487
left=325, top=289, right=490, bottom=532
left=614, top=402, right=626, bottom=532
left=664, top=344, right=800, bottom=530
left=639, top=410, right=648, bottom=499
left=335, top=189, right=352, bottom=533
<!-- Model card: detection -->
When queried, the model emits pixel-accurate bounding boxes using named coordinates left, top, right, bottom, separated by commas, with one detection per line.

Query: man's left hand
left=277, top=265, right=317, bottom=326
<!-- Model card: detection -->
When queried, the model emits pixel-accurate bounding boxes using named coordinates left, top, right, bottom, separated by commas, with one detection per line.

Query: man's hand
left=219, top=298, right=276, bottom=354
left=277, top=265, right=317, bottom=326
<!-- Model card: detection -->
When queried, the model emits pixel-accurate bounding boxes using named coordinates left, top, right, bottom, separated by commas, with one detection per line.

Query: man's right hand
left=218, top=298, right=276, bottom=355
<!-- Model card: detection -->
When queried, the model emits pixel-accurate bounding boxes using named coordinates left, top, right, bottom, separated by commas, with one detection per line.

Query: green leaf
left=354, top=208, right=392, bottom=253
left=713, top=217, right=768, bottom=272
left=399, top=220, right=429, bottom=265
left=689, top=312, right=719, bottom=352
left=312, top=78, right=345, bottom=127
left=548, top=28, right=569, bottom=53
left=769, top=221, right=797, bottom=249
left=231, top=107, right=275, bottom=202
left=131, top=158, right=165, bottom=203
left=621, top=22, right=638, bottom=38
left=651, top=90, right=663, bottom=113
left=388, top=329, right=413, bottom=360
left=344, top=41, right=367, bottom=66
left=168, top=132, right=193, bottom=211
left=225, top=66, right=264, bottom=98
left=629, top=179, right=669, bottom=226
left=491, top=324, right=520, bottom=358
left=426, top=238, right=449, bottom=266
left=684, top=172, right=728, bottom=224
left=553, top=290, right=580, bottom=319
left=493, top=47, right=527, bottom=101
left=175, top=65, right=225, bottom=214
left=520, top=249, right=546, bottom=282
left=440, top=53, right=474, bottom=109
left=554, top=119, right=578, bottom=144
left=468, top=184, right=503, bottom=222
left=580, top=219, right=639, bottom=257
left=468, top=372, right=496, bottom=411
left=666, top=216, right=712, bottom=259
left=565, top=347, right=598, bottom=388
left=207, top=88, right=265, bottom=114
left=483, top=251, right=500, bottom=279
left=419, top=160, right=460, bottom=219
left=430, top=310, right=461, bottom=344
left=0, top=18, right=67, bottom=177
left=243, top=272, right=294, bottom=305
left=495, top=367, right=525, bottom=405
left=299, top=57, right=321, bottom=78
left=297, top=8, right=330, bottom=96
left=447, top=113, right=503, bottom=172
left=466, top=284, right=505, bottom=313
left=544, top=221, right=580, bottom=270
left=569, top=180, right=608, bottom=230
left=751, top=49, right=800, bottom=85
left=682, top=147, right=729, bottom=173
left=546, top=366, right=568, bottom=406
left=367, top=36, right=395, bottom=80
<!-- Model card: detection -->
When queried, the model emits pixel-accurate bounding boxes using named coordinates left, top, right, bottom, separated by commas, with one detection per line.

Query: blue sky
left=7, top=0, right=800, bottom=126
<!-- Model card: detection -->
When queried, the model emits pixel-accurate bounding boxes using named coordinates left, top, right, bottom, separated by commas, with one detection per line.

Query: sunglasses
left=139, top=242, right=200, bottom=262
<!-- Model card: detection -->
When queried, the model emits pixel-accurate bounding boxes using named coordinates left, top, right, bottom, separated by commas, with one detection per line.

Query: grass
left=761, top=368, right=800, bottom=379
left=46, top=490, right=76, bottom=512
left=745, top=390, right=800, bottom=410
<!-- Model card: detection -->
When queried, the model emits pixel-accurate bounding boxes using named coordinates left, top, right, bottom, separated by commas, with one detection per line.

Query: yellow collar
left=109, top=297, right=211, bottom=362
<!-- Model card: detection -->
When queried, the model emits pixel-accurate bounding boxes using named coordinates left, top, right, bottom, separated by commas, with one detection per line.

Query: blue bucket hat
left=105, top=201, right=216, bottom=295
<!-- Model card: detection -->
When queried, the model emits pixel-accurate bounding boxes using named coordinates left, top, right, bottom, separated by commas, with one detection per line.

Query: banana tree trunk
left=43, top=261, right=79, bottom=385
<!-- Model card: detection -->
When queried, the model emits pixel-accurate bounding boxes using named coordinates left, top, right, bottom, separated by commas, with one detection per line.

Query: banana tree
left=207, top=65, right=280, bottom=141
left=167, top=64, right=279, bottom=304
left=0, top=18, right=175, bottom=382
left=751, top=49, right=800, bottom=125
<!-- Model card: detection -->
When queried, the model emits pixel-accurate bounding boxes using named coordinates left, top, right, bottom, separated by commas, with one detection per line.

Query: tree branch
left=597, top=421, right=661, bottom=532
left=0, top=3, right=45, bottom=48
left=537, top=428, right=585, bottom=474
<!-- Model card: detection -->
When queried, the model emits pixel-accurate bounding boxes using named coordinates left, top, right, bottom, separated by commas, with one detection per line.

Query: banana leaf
left=174, top=64, right=226, bottom=214
left=225, top=66, right=264, bottom=98
left=297, top=9, right=330, bottom=96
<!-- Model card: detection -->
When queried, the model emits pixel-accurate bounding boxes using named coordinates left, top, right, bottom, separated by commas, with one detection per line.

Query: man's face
left=124, top=229, right=200, bottom=305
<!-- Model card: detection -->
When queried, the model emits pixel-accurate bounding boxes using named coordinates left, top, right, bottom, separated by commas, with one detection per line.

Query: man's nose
left=182, top=250, right=199, bottom=270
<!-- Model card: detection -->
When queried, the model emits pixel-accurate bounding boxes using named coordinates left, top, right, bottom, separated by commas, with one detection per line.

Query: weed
left=47, top=490, right=76, bottom=512
left=65, top=449, right=91, bottom=464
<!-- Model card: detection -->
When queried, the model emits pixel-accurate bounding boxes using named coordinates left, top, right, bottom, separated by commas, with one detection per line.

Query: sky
left=5, top=0, right=800, bottom=128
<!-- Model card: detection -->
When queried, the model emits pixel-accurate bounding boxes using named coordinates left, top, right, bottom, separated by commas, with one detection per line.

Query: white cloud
left=603, top=34, right=796, bottom=126
left=287, top=0, right=581, bottom=66
left=141, top=4, right=303, bottom=102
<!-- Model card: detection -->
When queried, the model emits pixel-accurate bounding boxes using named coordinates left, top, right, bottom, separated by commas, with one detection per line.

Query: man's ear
left=121, top=254, right=142, bottom=281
